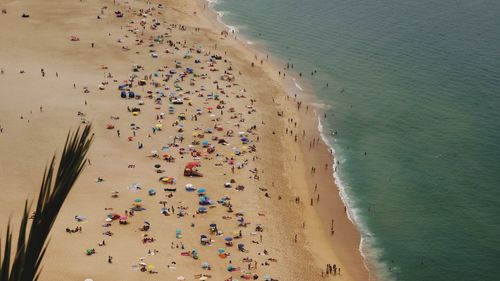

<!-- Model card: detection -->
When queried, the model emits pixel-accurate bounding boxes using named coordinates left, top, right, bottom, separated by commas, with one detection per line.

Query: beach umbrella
left=119, top=215, right=128, bottom=221
left=147, top=264, right=155, bottom=271
left=134, top=198, right=142, bottom=203
left=217, top=248, right=225, bottom=254
left=84, top=279, right=93, bottom=281
left=154, top=164, right=161, bottom=168
left=224, top=236, right=233, bottom=242
left=198, top=207, right=207, bottom=213
left=177, top=277, right=185, bottom=281
left=197, top=188, right=206, bottom=194
left=199, top=277, right=208, bottom=281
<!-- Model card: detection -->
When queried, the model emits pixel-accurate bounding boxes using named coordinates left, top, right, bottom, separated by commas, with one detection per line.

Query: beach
left=0, top=0, right=369, bottom=280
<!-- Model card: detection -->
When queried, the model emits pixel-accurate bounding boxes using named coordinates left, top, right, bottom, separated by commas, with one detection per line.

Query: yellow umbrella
left=147, top=264, right=155, bottom=271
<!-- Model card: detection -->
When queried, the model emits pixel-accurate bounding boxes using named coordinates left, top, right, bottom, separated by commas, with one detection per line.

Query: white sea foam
left=206, top=0, right=219, bottom=8
left=207, top=8, right=239, bottom=34
left=308, top=102, right=331, bottom=110
left=317, top=116, right=394, bottom=281
left=292, top=78, right=303, bottom=91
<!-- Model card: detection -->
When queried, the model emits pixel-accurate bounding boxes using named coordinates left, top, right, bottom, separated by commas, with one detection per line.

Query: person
left=108, top=256, right=113, bottom=263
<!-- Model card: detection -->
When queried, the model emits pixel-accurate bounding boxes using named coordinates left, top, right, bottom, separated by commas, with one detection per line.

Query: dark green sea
left=208, top=0, right=500, bottom=280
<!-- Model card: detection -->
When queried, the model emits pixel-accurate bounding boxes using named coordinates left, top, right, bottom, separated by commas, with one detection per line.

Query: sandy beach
left=0, top=0, right=369, bottom=280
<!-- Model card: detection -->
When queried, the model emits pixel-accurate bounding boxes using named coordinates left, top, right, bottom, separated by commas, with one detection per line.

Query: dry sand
left=0, top=0, right=370, bottom=280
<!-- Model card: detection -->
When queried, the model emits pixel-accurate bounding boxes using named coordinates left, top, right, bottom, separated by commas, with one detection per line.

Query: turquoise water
left=210, top=0, right=500, bottom=280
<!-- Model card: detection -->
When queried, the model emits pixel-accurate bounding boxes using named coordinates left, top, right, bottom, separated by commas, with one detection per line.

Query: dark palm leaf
left=0, top=124, right=93, bottom=281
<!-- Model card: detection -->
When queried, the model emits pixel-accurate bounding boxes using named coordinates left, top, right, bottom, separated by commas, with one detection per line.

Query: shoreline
left=0, top=0, right=370, bottom=280
left=199, top=1, right=374, bottom=279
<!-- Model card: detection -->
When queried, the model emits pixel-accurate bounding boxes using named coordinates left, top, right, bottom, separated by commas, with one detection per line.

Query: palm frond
left=0, top=124, right=93, bottom=281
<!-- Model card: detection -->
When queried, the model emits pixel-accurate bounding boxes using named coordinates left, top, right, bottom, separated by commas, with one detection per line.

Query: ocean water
left=209, top=0, right=500, bottom=280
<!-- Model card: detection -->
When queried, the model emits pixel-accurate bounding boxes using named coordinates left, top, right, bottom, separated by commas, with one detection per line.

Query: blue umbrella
left=197, top=188, right=206, bottom=194
left=224, top=236, right=233, bottom=242
left=217, top=248, right=225, bottom=253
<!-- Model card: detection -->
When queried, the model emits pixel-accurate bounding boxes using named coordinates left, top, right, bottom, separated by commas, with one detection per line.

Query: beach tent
left=185, top=183, right=196, bottom=191
left=184, top=162, right=202, bottom=177
left=200, top=235, right=209, bottom=245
